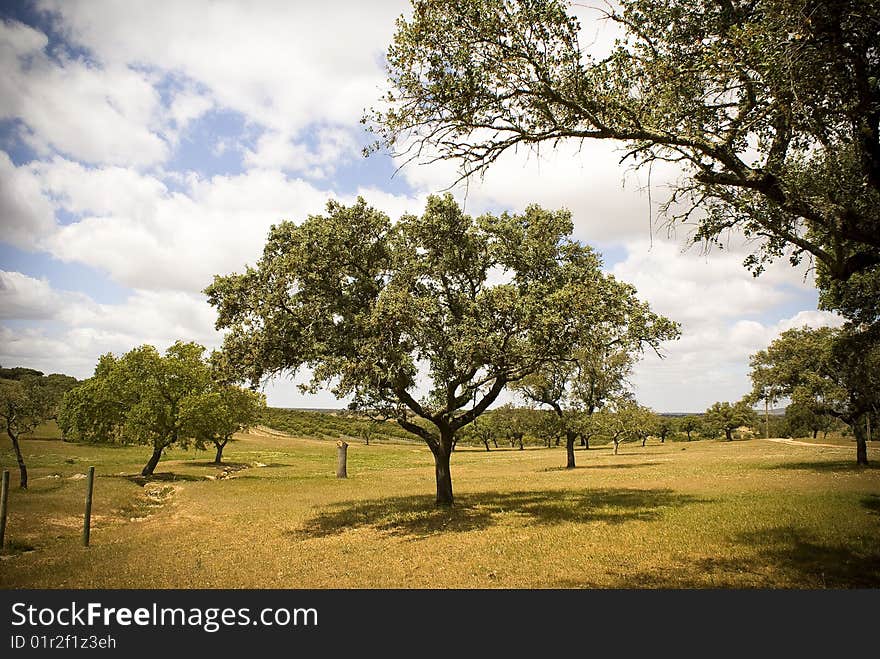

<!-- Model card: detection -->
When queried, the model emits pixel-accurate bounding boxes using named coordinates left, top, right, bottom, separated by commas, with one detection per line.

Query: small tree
left=189, top=385, right=266, bottom=464
left=655, top=416, right=673, bottom=444
left=704, top=400, right=758, bottom=441
left=62, top=342, right=214, bottom=476
left=1, top=377, right=51, bottom=489
left=677, top=416, right=701, bottom=442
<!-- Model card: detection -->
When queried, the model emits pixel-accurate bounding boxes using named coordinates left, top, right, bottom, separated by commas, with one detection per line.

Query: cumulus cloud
left=0, top=151, right=56, bottom=248
left=35, top=165, right=424, bottom=292
left=0, top=20, right=168, bottom=166
left=0, top=273, right=218, bottom=378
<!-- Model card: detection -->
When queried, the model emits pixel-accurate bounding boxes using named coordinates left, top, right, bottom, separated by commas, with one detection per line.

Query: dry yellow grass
left=1, top=430, right=878, bottom=588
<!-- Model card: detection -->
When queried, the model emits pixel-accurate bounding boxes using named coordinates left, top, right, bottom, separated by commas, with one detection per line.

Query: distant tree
left=655, top=416, right=674, bottom=444
left=0, top=369, right=76, bottom=488
left=357, top=418, right=381, bottom=446
left=206, top=194, right=638, bottom=506
left=189, top=385, right=266, bottom=464
left=677, top=416, right=701, bottom=442
left=514, top=294, right=678, bottom=468
left=595, top=399, right=654, bottom=455
left=494, top=404, right=533, bottom=450
left=748, top=325, right=879, bottom=463
left=785, top=399, right=836, bottom=440
left=704, top=400, right=758, bottom=442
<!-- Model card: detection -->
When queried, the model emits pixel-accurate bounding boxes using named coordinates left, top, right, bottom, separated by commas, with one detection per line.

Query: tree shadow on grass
left=615, top=525, right=880, bottom=588
left=538, top=462, right=662, bottom=472
left=292, top=488, right=702, bottom=540
left=862, top=494, right=880, bottom=516
left=761, top=460, right=880, bottom=473
left=118, top=472, right=207, bottom=486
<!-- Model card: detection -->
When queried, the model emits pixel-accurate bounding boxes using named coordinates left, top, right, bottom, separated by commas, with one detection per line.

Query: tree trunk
left=812, top=429, right=818, bottom=439
left=483, top=439, right=490, bottom=452
left=580, top=437, right=586, bottom=447
left=686, top=430, right=692, bottom=441
left=492, top=438, right=498, bottom=448
left=8, top=432, right=27, bottom=489
left=518, top=436, right=524, bottom=450
left=213, top=439, right=229, bottom=464
left=725, top=429, right=733, bottom=441
left=336, top=441, right=348, bottom=478
left=613, top=439, right=620, bottom=455
left=142, top=445, right=164, bottom=476
left=433, top=444, right=454, bottom=506
left=641, top=436, right=647, bottom=447
left=660, top=434, right=665, bottom=444
left=565, top=431, right=576, bottom=469
left=583, top=436, right=589, bottom=450
left=854, top=419, right=869, bottom=466
left=554, top=436, right=560, bottom=447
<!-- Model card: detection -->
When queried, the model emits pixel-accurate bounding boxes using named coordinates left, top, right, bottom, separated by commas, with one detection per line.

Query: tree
left=493, top=403, right=533, bottom=449
left=514, top=292, right=678, bottom=467
left=704, top=399, right=758, bottom=442
left=368, top=0, right=880, bottom=324
left=189, top=385, right=266, bottom=464
left=748, top=325, right=879, bottom=463
left=206, top=194, right=629, bottom=506
left=655, top=416, right=673, bottom=444
left=61, top=342, right=214, bottom=476
left=0, top=374, right=69, bottom=489
left=595, top=399, right=654, bottom=455
left=784, top=399, right=836, bottom=439
left=677, top=415, right=701, bottom=442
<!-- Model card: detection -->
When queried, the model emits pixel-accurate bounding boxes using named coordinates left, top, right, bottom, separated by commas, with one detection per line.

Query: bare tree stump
left=336, top=440, right=348, bottom=478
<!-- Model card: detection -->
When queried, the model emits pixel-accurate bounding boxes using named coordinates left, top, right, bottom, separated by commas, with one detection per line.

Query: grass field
left=1, top=428, right=878, bottom=588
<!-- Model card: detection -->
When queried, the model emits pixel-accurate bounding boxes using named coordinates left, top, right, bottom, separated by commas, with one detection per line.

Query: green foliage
left=748, top=324, right=880, bottom=462
left=704, top=399, right=759, bottom=441
left=188, top=385, right=266, bottom=460
left=59, top=342, right=221, bottom=475
left=207, top=194, right=655, bottom=504
left=0, top=370, right=77, bottom=487
left=258, top=407, right=416, bottom=443
left=369, top=0, right=880, bottom=324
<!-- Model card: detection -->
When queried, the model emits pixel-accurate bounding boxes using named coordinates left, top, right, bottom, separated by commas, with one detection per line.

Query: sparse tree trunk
left=518, top=435, right=524, bottom=450
left=336, top=440, right=348, bottom=478
left=545, top=435, right=551, bottom=448
left=565, top=431, right=576, bottom=469
left=660, top=434, right=665, bottom=444
left=853, top=419, right=869, bottom=466
left=686, top=430, right=692, bottom=441
left=580, top=437, right=586, bottom=447
left=213, top=438, right=229, bottom=464
left=812, top=429, right=818, bottom=439
left=142, top=444, right=164, bottom=477
left=433, top=438, right=454, bottom=506
left=482, top=439, right=490, bottom=452
left=8, top=431, right=27, bottom=489
left=641, top=436, right=647, bottom=447
left=725, top=428, right=733, bottom=441
left=613, top=438, right=620, bottom=455
left=554, top=436, right=560, bottom=447
left=492, top=438, right=498, bottom=448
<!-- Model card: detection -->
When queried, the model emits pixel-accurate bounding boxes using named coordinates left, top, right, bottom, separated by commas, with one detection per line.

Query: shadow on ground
left=598, top=525, right=880, bottom=589
left=539, top=462, right=662, bottom=472
left=292, top=488, right=701, bottom=540
left=761, top=460, right=880, bottom=473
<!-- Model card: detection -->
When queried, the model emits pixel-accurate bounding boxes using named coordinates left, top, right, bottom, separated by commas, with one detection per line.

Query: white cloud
left=0, top=151, right=56, bottom=248
left=35, top=165, right=424, bottom=292
left=0, top=275, right=217, bottom=378
left=244, top=126, right=360, bottom=179
left=36, top=0, right=408, bottom=152
left=0, top=20, right=168, bottom=166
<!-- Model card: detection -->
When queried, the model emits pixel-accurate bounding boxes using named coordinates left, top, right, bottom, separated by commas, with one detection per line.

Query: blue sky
left=0, top=0, right=840, bottom=412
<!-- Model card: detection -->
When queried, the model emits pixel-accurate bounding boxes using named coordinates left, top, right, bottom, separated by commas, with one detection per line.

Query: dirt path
left=760, top=437, right=851, bottom=450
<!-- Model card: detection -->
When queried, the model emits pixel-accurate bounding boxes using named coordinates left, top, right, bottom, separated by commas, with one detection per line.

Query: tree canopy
left=367, top=0, right=880, bottom=322
left=0, top=370, right=77, bottom=488
left=206, top=194, right=669, bottom=505
left=749, top=325, right=879, bottom=463
left=60, top=342, right=216, bottom=476
left=703, top=399, right=758, bottom=441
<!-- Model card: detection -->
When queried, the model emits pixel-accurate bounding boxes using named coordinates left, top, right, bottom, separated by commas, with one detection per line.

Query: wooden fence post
left=0, top=470, right=9, bottom=549
left=82, top=466, right=95, bottom=547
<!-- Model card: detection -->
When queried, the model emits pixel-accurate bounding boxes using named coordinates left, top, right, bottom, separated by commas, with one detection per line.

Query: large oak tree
left=206, top=194, right=662, bottom=505
left=367, top=0, right=880, bottom=323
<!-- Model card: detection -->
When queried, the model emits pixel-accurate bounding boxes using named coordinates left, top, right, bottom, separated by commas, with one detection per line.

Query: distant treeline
left=258, top=407, right=418, bottom=443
